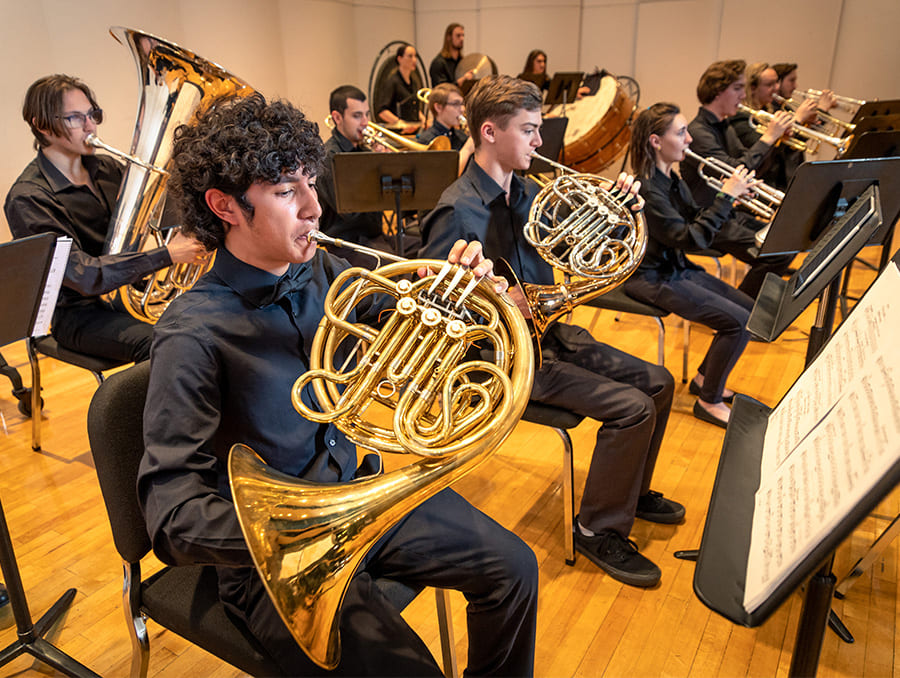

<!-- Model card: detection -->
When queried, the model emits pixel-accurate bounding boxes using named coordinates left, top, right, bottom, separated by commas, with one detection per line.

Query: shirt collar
left=36, top=149, right=102, bottom=194
left=213, top=246, right=314, bottom=308
left=464, top=160, right=525, bottom=208
left=698, top=106, right=727, bottom=130
left=330, top=129, right=358, bottom=153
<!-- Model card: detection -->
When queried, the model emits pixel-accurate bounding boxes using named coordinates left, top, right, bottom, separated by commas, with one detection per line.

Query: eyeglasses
left=446, top=100, right=465, bottom=108
left=57, top=108, right=104, bottom=129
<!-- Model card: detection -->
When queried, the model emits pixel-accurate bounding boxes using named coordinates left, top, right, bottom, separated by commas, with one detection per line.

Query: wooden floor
left=1, top=248, right=897, bottom=678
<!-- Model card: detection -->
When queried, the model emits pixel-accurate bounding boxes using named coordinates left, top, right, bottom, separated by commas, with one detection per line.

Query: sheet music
left=744, top=264, right=900, bottom=612
left=31, top=237, right=71, bottom=337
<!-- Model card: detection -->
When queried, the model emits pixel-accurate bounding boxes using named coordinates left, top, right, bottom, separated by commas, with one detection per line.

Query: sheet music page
left=31, top=237, right=71, bottom=337
left=744, top=264, right=900, bottom=612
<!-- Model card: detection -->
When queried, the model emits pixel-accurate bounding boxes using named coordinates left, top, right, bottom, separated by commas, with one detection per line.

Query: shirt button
left=328, top=439, right=336, bottom=447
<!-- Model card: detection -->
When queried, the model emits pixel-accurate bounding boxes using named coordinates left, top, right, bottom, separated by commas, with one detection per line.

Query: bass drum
left=547, top=75, right=637, bottom=173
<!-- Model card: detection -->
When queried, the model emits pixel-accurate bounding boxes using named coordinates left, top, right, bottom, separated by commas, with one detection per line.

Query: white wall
left=2, top=0, right=898, bottom=241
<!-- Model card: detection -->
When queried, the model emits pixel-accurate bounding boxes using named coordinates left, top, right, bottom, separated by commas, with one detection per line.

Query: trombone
left=682, top=148, right=783, bottom=223
left=324, top=116, right=450, bottom=152
left=737, top=103, right=852, bottom=155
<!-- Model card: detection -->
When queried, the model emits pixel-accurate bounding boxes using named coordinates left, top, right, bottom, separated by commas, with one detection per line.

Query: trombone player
left=139, top=92, right=538, bottom=676
left=4, top=74, right=207, bottom=362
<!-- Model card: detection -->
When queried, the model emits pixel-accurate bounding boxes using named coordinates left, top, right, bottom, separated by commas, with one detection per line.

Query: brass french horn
left=229, top=233, right=533, bottom=669
left=99, top=26, right=255, bottom=323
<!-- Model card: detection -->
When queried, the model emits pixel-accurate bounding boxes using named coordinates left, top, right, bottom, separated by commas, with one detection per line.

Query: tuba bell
left=99, top=26, right=255, bottom=323
left=229, top=236, right=533, bottom=668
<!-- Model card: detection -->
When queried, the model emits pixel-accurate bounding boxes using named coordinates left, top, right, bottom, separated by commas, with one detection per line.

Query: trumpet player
left=418, top=83, right=474, bottom=174
left=682, top=59, right=794, bottom=298
left=421, top=75, right=683, bottom=589
left=626, top=103, right=757, bottom=428
left=139, top=92, right=539, bottom=677
left=317, top=85, right=418, bottom=266
left=4, top=74, right=207, bottom=363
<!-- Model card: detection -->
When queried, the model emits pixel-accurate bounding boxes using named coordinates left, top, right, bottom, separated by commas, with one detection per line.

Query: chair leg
left=122, top=561, right=149, bottom=678
left=682, top=320, right=691, bottom=383
left=27, top=339, right=41, bottom=451
left=434, top=588, right=458, bottom=678
left=653, top=317, right=665, bottom=367
left=551, top=426, right=576, bottom=566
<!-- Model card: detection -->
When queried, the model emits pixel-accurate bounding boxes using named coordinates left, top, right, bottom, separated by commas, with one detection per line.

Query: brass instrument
left=520, top=151, right=647, bottom=338
left=796, top=88, right=867, bottom=113
left=682, top=148, right=784, bottom=223
left=737, top=103, right=852, bottom=155
left=100, top=26, right=255, bottom=323
left=229, top=231, right=534, bottom=668
left=416, top=87, right=469, bottom=135
left=324, top=116, right=451, bottom=151
left=772, top=94, right=855, bottom=134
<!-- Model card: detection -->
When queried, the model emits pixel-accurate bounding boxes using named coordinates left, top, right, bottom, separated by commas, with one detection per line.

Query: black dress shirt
left=417, top=121, right=468, bottom=151
left=138, top=246, right=377, bottom=570
left=638, top=167, right=735, bottom=278
left=4, top=150, right=171, bottom=308
left=420, top=160, right=552, bottom=286
left=682, top=107, right=774, bottom=207
left=376, top=71, right=422, bottom=122
left=317, top=130, right=384, bottom=240
left=429, top=54, right=460, bottom=86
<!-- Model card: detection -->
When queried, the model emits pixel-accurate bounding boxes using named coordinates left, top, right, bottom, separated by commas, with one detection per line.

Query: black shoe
left=574, top=522, right=661, bottom=587
left=0, top=583, right=8, bottom=608
left=636, top=490, right=685, bottom=524
left=693, top=401, right=728, bottom=429
left=688, top=379, right=735, bottom=404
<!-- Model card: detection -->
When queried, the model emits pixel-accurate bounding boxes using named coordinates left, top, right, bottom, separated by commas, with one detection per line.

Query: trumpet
left=324, top=116, right=450, bottom=151
left=795, top=88, right=867, bottom=113
left=229, top=230, right=533, bottom=668
left=737, top=103, right=852, bottom=155
left=772, top=94, right=855, bottom=134
left=682, top=148, right=783, bottom=223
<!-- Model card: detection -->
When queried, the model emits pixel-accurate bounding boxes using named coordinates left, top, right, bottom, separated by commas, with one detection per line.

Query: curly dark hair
left=169, top=92, right=324, bottom=250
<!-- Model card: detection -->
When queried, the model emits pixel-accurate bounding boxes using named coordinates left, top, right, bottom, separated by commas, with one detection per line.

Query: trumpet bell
left=230, top=256, right=533, bottom=668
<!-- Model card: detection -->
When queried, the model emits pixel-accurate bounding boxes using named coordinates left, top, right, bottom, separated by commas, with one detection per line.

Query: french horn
left=519, top=151, right=648, bottom=338
left=99, top=26, right=255, bottom=323
left=229, top=232, right=533, bottom=669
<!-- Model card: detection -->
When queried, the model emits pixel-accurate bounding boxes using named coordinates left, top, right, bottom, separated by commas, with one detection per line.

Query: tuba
left=229, top=233, right=533, bottom=668
left=518, top=151, right=647, bottom=339
left=99, top=26, right=255, bottom=323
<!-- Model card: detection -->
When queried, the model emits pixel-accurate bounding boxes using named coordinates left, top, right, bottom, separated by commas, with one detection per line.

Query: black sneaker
left=636, top=490, right=685, bottom=524
left=574, top=523, right=661, bottom=587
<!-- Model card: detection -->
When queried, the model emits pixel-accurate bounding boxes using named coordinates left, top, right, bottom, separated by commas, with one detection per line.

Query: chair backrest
left=87, top=361, right=153, bottom=563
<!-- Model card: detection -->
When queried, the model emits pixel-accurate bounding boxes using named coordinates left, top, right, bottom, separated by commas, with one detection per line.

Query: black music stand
left=695, top=264, right=900, bottom=676
left=332, top=151, right=458, bottom=254
left=759, top=157, right=900, bottom=257
left=842, top=130, right=900, bottom=160
left=544, top=72, right=584, bottom=115
left=529, top=117, right=568, bottom=173
left=0, top=234, right=101, bottom=677
left=850, top=99, right=900, bottom=124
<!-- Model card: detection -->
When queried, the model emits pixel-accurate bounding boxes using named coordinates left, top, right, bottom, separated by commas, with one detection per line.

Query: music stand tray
left=842, top=130, right=900, bottom=160
left=544, top=72, right=584, bottom=107
left=850, top=99, right=900, bottom=124
left=758, top=157, right=900, bottom=257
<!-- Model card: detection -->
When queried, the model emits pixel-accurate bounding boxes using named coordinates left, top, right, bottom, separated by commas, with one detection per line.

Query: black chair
left=28, top=335, right=128, bottom=451
left=521, top=402, right=585, bottom=565
left=86, top=362, right=457, bottom=678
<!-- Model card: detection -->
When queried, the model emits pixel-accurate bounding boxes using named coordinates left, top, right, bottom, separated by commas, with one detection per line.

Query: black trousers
left=53, top=299, right=152, bottom=363
left=712, top=215, right=794, bottom=299
left=225, top=489, right=538, bottom=677
left=531, top=324, right=675, bottom=537
left=625, top=268, right=754, bottom=403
